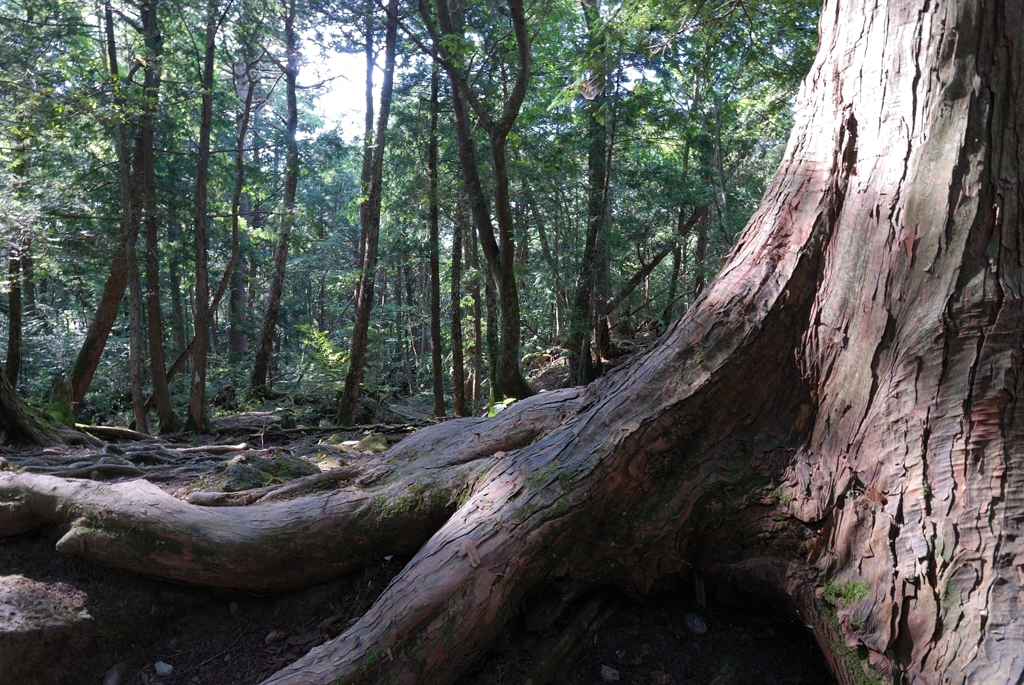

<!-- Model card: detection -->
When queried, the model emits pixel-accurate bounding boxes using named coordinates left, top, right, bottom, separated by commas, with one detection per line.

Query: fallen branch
left=76, top=423, right=154, bottom=442
left=185, top=466, right=362, bottom=507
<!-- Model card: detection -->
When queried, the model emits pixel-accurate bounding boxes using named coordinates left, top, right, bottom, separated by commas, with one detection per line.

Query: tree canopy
left=0, top=0, right=816, bottom=425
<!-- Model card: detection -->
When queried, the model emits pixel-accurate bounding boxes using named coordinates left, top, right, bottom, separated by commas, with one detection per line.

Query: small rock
left=682, top=612, right=708, bottom=636
left=600, top=665, right=621, bottom=682
left=223, top=463, right=264, bottom=492
left=224, top=654, right=231, bottom=663
left=102, top=662, right=128, bottom=685
left=154, top=661, right=173, bottom=677
left=355, top=432, right=388, bottom=452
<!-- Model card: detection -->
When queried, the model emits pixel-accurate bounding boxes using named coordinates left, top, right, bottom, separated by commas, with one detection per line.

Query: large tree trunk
left=0, top=362, right=47, bottom=445
left=1, top=0, right=1021, bottom=684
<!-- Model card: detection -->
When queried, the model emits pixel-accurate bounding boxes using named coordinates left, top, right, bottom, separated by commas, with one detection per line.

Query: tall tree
left=250, top=0, right=299, bottom=399
left=136, top=0, right=181, bottom=434
left=336, top=0, right=399, bottom=426
left=104, top=2, right=150, bottom=434
left=418, top=0, right=535, bottom=402
left=566, top=0, right=611, bottom=386
left=427, top=65, right=445, bottom=418
left=185, top=4, right=223, bottom=433
left=450, top=204, right=468, bottom=417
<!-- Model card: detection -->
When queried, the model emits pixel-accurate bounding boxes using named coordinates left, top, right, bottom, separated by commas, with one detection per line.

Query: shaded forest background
left=0, top=0, right=817, bottom=431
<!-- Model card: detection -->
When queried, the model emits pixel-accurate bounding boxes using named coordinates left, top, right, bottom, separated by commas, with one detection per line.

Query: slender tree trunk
left=185, top=7, right=220, bottom=433
left=67, top=247, right=128, bottom=410
left=451, top=206, right=468, bottom=417
left=250, top=0, right=299, bottom=399
left=470, top=224, right=484, bottom=406
left=135, top=0, right=178, bottom=433
left=567, top=0, right=608, bottom=387
left=19, top=239, right=34, bottom=316
left=337, top=0, right=399, bottom=426
left=661, top=236, right=682, bottom=328
left=167, top=221, right=187, bottom=357
left=693, top=211, right=707, bottom=297
left=353, top=0, right=374, bottom=292
left=104, top=3, right=150, bottom=435
left=5, top=245, right=21, bottom=388
left=427, top=67, right=445, bottom=418
left=425, top=0, right=534, bottom=401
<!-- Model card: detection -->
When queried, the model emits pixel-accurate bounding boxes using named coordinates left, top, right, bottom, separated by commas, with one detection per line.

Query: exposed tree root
left=185, top=466, right=362, bottom=506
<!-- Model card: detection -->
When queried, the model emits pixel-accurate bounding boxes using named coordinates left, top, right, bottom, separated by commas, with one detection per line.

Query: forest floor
left=1, top=357, right=834, bottom=685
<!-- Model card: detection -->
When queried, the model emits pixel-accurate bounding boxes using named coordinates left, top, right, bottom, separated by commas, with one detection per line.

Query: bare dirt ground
left=1, top=377, right=834, bottom=685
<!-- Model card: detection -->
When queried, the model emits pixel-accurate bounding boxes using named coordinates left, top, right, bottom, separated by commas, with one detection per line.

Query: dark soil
left=1, top=531, right=832, bottom=685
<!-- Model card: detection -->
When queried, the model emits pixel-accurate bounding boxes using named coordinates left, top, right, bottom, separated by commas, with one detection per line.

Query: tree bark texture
left=1, top=1, right=1021, bottom=684
left=337, top=0, right=399, bottom=426
left=0, top=361, right=46, bottom=445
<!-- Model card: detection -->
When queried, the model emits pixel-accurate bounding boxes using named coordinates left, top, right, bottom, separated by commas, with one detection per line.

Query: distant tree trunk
left=450, top=206, right=468, bottom=417
left=230, top=194, right=253, bottom=361
left=528, top=195, right=566, bottom=342
left=19, top=239, right=34, bottom=316
left=567, top=0, right=609, bottom=387
left=427, top=66, right=445, bottom=418
left=424, top=0, right=534, bottom=402
left=337, top=0, right=399, bottom=426
left=251, top=0, right=299, bottom=400
left=661, top=237, right=682, bottom=329
left=134, top=0, right=179, bottom=433
left=104, top=3, right=150, bottom=435
left=214, top=68, right=254, bottom=360
left=5, top=243, right=21, bottom=388
left=185, top=7, right=220, bottom=433
left=693, top=211, right=707, bottom=297
left=470, top=223, right=484, bottom=406
left=167, top=221, right=187, bottom=356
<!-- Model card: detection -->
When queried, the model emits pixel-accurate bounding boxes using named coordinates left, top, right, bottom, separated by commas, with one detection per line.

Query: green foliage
left=0, top=0, right=818, bottom=426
